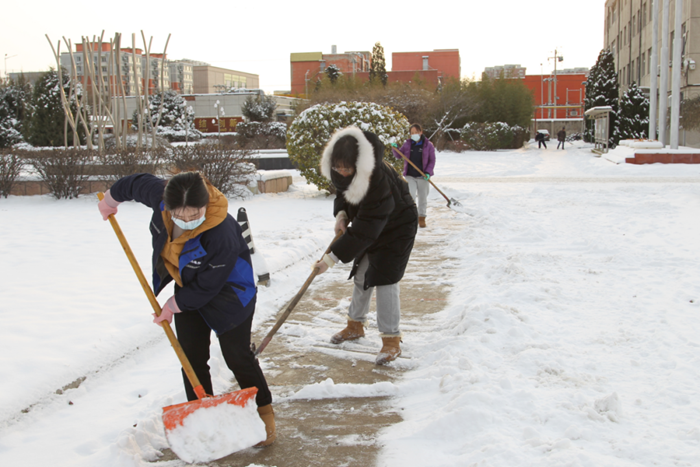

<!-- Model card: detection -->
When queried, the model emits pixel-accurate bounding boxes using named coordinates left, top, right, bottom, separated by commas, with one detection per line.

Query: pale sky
left=2, top=0, right=606, bottom=92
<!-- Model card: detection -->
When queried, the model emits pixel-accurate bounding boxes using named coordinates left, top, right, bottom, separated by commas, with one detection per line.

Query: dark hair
left=330, top=135, right=359, bottom=169
left=410, top=123, right=423, bottom=133
left=163, top=172, right=210, bottom=211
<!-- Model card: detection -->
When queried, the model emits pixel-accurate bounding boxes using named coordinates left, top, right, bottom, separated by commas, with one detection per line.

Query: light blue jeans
left=406, top=176, right=430, bottom=217
left=347, top=256, right=401, bottom=337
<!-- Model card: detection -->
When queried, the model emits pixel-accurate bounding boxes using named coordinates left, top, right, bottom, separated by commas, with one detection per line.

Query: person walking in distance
left=536, top=131, right=547, bottom=149
left=97, top=172, right=276, bottom=447
left=314, top=126, right=418, bottom=365
left=557, top=127, right=566, bottom=150
left=396, top=124, right=435, bottom=228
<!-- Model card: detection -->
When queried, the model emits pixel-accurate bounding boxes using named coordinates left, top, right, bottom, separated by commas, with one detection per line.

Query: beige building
left=190, top=65, right=259, bottom=94
left=604, top=0, right=699, bottom=145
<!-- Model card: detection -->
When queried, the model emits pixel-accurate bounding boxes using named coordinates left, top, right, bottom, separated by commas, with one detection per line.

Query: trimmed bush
left=22, top=148, right=94, bottom=199
left=287, top=101, right=409, bottom=192
left=461, top=122, right=528, bottom=151
left=236, top=121, right=286, bottom=149
left=0, top=150, right=24, bottom=198
left=167, top=143, right=255, bottom=197
left=96, top=148, right=166, bottom=182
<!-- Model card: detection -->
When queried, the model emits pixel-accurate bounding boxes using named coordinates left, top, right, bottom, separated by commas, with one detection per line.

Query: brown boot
left=331, top=319, right=365, bottom=344
left=418, top=217, right=426, bottom=228
left=376, top=336, right=402, bottom=365
left=255, top=404, right=276, bottom=447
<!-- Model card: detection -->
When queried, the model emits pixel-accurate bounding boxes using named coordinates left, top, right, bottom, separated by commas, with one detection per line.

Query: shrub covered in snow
left=242, top=94, right=276, bottom=123
left=287, top=101, right=409, bottom=192
left=236, top=121, right=286, bottom=149
left=460, top=122, right=529, bottom=151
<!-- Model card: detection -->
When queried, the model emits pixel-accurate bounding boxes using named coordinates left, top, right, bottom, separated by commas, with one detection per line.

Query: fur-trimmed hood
left=321, top=126, right=377, bottom=205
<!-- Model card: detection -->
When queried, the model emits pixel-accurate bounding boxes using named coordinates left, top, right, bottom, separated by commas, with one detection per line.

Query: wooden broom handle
left=97, top=192, right=207, bottom=400
left=391, top=146, right=452, bottom=203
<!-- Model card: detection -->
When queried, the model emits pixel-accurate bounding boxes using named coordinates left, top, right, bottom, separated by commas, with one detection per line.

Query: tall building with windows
left=604, top=0, right=698, bottom=93
left=604, top=0, right=699, bottom=145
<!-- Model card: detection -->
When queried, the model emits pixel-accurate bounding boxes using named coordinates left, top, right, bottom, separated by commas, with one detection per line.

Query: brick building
left=523, top=70, right=588, bottom=120
left=483, top=64, right=527, bottom=80
left=289, top=47, right=461, bottom=95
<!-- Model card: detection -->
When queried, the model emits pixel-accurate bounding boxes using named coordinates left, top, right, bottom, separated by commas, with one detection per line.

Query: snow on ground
left=0, top=141, right=699, bottom=466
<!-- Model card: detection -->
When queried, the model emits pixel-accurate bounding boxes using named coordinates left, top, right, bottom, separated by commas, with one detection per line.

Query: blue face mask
left=172, top=214, right=206, bottom=230
left=411, top=134, right=421, bottom=142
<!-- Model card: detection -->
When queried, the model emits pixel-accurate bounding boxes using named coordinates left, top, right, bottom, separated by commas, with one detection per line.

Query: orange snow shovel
left=391, top=146, right=461, bottom=207
left=253, top=231, right=343, bottom=357
left=97, top=193, right=257, bottom=434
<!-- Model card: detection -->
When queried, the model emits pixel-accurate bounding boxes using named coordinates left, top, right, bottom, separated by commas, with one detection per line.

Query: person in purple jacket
left=396, top=124, right=436, bottom=228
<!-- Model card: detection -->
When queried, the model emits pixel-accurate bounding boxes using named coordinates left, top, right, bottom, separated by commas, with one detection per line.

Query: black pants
left=174, top=304, right=272, bottom=407
left=557, top=141, right=564, bottom=149
left=538, top=140, right=547, bottom=149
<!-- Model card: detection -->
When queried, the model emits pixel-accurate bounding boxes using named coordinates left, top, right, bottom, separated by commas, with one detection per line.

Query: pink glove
left=98, top=190, right=120, bottom=220
left=153, top=295, right=181, bottom=326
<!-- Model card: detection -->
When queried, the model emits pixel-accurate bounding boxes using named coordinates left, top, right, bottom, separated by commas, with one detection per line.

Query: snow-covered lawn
left=1, top=141, right=699, bottom=466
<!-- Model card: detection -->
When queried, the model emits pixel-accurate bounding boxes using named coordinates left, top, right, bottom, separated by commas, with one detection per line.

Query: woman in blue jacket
left=396, top=123, right=436, bottom=228
left=97, top=171, right=275, bottom=447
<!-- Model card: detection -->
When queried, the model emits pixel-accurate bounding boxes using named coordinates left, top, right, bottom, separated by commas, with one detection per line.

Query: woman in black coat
left=313, top=126, right=418, bottom=364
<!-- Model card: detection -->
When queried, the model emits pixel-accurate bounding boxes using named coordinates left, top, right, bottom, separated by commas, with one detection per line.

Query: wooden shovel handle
left=97, top=192, right=207, bottom=400
left=254, top=231, right=343, bottom=356
left=391, top=146, right=452, bottom=205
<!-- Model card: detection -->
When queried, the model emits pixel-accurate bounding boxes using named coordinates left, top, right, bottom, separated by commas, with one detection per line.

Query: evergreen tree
left=325, top=65, right=342, bottom=85
left=242, top=93, right=277, bottom=122
left=0, top=77, right=32, bottom=148
left=584, top=49, right=619, bottom=147
left=370, top=42, right=388, bottom=86
left=26, top=69, right=79, bottom=147
left=133, top=90, right=195, bottom=132
left=616, top=82, right=649, bottom=140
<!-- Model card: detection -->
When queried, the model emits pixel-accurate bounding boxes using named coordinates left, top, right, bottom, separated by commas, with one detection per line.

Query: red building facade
left=523, top=72, right=588, bottom=120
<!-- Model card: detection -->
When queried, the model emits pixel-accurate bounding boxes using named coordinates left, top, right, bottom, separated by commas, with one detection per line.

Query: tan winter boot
left=418, top=217, right=426, bottom=228
left=255, top=404, right=276, bottom=447
left=375, top=336, right=402, bottom=365
left=330, top=319, right=365, bottom=344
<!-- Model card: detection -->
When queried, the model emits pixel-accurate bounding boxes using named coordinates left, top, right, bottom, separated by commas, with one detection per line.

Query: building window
left=624, top=26, right=627, bottom=45
left=632, top=15, right=636, bottom=36
left=641, top=52, right=646, bottom=76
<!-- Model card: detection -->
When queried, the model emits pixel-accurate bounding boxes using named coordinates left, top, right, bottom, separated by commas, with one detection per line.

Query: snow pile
left=289, top=378, right=399, bottom=400
left=165, top=396, right=265, bottom=463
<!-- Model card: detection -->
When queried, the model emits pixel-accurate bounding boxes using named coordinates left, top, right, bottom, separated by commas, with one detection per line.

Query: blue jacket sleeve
left=108, top=173, right=166, bottom=210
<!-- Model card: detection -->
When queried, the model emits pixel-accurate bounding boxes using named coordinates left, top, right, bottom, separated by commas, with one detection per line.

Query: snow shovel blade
left=162, top=386, right=258, bottom=432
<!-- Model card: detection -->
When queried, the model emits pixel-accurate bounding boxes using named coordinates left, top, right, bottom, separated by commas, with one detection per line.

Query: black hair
left=163, top=171, right=210, bottom=211
left=410, top=123, right=423, bottom=133
left=330, top=135, right=359, bottom=169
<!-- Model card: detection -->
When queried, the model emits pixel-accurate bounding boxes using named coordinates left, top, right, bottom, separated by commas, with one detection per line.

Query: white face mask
left=172, top=214, right=206, bottom=230
left=411, top=134, right=421, bottom=142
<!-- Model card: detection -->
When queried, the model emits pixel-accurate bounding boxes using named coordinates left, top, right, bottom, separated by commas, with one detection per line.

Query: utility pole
left=548, top=49, right=564, bottom=119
